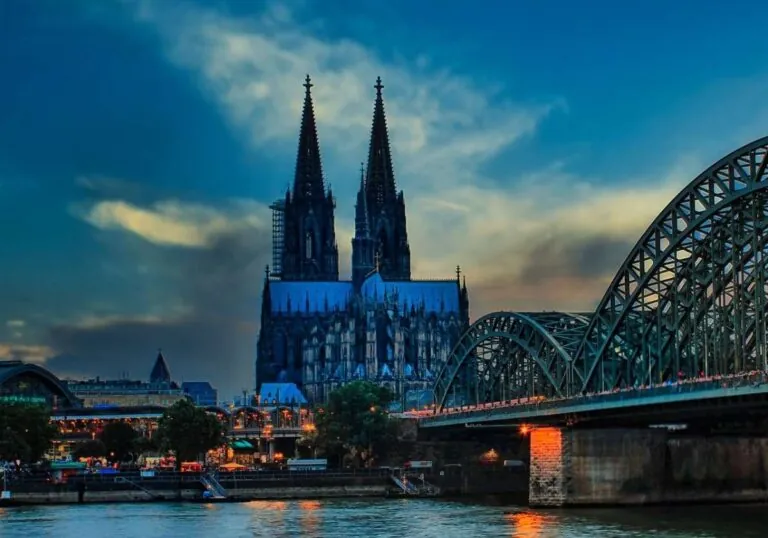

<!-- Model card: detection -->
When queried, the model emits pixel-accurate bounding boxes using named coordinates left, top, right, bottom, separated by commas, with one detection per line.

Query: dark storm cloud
left=45, top=224, right=271, bottom=396
left=174, top=227, right=272, bottom=320
left=516, top=233, right=633, bottom=287
left=47, top=317, right=256, bottom=390
left=470, top=232, right=634, bottom=314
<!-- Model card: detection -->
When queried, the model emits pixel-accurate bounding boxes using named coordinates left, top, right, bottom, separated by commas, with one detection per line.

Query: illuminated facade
left=0, top=360, right=81, bottom=409
left=257, top=76, right=470, bottom=405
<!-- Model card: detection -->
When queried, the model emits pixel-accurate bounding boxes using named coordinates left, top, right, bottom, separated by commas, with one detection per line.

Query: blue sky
left=2, top=0, right=768, bottom=396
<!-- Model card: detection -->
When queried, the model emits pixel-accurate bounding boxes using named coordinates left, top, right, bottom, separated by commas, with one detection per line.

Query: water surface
left=0, top=499, right=765, bottom=537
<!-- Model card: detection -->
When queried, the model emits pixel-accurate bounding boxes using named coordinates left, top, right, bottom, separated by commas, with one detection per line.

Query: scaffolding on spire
left=269, top=199, right=285, bottom=278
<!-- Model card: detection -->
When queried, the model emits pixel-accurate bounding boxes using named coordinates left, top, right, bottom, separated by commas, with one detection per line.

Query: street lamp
left=228, top=403, right=235, bottom=440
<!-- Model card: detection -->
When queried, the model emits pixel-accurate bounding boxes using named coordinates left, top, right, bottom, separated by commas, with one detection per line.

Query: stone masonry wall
left=529, top=427, right=569, bottom=507
left=567, top=428, right=667, bottom=505
left=530, top=428, right=768, bottom=507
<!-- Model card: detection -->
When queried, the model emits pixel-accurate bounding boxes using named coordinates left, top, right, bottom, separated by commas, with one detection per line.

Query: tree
left=0, top=403, right=57, bottom=463
left=99, top=422, right=138, bottom=462
left=315, top=381, right=397, bottom=467
left=156, top=400, right=223, bottom=470
left=133, top=435, right=159, bottom=456
left=296, top=424, right=319, bottom=458
left=72, top=439, right=107, bottom=459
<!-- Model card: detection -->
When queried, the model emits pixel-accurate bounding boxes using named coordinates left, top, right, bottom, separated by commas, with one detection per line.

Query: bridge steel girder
left=583, top=197, right=768, bottom=390
left=574, top=136, right=768, bottom=393
left=650, top=202, right=768, bottom=383
left=431, top=136, right=768, bottom=414
left=433, top=311, right=590, bottom=411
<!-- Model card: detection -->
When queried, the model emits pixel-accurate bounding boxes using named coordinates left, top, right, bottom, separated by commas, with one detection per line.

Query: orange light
left=520, top=424, right=531, bottom=435
left=479, top=448, right=499, bottom=463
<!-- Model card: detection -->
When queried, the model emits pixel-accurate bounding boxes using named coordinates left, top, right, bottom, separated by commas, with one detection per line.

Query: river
left=0, top=499, right=764, bottom=537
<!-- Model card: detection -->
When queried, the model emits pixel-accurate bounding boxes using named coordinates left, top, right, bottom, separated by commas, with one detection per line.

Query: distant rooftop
left=150, top=349, right=172, bottom=384
left=259, top=382, right=307, bottom=405
left=66, top=378, right=182, bottom=395
left=181, top=381, right=215, bottom=390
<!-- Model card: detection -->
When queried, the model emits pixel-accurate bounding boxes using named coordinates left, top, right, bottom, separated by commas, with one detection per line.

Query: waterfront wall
left=8, top=485, right=387, bottom=505
left=3, top=472, right=390, bottom=506
left=388, top=440, right=529, bottom=497
left=392, top=419, right=529, bottom=497
left=395, top=418, right=529, bottom=465
left=10, top=488, right=201, bottom=504
left=430, top=464, right=527, bottom=499
left=529, top=427, right=768, bottom=507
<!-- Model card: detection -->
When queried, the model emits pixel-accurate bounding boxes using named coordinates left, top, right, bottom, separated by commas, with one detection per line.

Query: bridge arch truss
left=433, top=312, right=590, bottom=410
left=435, top=136, right=768, bottom=410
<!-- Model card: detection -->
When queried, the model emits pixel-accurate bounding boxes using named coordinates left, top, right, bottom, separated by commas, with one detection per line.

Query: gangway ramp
left=200, top=472, right=227, bottom=499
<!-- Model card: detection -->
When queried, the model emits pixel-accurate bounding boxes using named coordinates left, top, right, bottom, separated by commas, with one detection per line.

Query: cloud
left=75, top=197, right=270, bottom=248
left=46, top=317, right=256, bottom=386
left=44, top=1, right=712, bottom=395
left=408, top=167, right=687, bottom=286
left=127, top=1, right=704, bottom=320
left=75, top=175, right=152, bottom=200
left=47, top=193, right=274, bottom=391
left=5, top=320, right=25, bottom=328
left=0, top=343, right=54, bottom=364
left=134, top=2, right=557, bottom=188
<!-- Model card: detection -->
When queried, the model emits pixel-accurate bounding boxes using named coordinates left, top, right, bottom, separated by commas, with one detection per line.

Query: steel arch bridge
left=434, top=136, right=768, bottom=411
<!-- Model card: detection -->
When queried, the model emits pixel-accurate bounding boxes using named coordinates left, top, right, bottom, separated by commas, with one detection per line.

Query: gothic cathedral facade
left=256, top=76, right=470, bottom=408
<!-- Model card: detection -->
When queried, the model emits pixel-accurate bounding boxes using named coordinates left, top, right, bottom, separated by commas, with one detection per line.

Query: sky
left=3, top=0, right=768, bottom=397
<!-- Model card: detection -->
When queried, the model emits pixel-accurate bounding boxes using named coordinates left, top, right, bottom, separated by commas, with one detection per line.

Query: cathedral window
left=305, top=232, right=313, bottom=259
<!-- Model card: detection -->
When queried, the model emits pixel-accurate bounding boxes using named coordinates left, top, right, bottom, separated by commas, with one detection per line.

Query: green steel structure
left=434, top=136, right=768, bottom=411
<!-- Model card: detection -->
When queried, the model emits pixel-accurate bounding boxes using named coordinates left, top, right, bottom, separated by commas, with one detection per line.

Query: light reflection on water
left=0, top=499, right=766, bottom=538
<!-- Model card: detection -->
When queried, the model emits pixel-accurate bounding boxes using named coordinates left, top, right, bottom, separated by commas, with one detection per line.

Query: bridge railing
left=432, top=371, right=767, bottom=420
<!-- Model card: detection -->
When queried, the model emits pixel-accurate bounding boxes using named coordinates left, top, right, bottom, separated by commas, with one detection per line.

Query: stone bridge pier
left=529, top=427, right=768, bottom=507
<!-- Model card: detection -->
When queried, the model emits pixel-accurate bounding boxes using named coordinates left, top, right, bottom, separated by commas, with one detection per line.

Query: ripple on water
left=0, top=500, right=766, bottom=538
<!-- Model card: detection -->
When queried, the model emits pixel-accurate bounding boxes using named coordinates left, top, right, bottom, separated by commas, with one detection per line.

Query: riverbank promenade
left=2, top=468, right=392, bottom=505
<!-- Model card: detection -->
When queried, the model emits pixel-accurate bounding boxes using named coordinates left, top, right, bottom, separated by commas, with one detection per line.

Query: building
left=182, top=381, right=218, bottom=406
left=0, top=360, right=81, bottom=409
left=256, top=76, right=470, bottom=405
left=65, top=351, right=188, bottom=408
left=258, top=382, right=307, bottom=406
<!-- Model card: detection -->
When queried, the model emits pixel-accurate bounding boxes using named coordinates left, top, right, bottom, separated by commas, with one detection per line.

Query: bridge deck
left=420, top=377, right=768, bottom=428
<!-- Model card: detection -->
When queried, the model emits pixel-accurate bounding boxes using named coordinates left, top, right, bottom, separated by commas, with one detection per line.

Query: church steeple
left=293, top=75, right=325, bottom=200
left=352, top=163, right=375, bottom=289
left=280, top=75, right=339, bottom=281
left=366, top=76, right=396, bottom=208
left=150, top=349, right=171, bottom=385
left=261, top=265, right=272, bottom=317
left=355, top=163, right=370, bottom=238
left=460, top=275, right=470, bottom=328
left=363, top=77, right=411, bottom=281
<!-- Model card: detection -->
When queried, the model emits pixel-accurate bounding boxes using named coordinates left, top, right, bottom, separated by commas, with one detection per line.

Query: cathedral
left=256, top=75, right=470, bottom=407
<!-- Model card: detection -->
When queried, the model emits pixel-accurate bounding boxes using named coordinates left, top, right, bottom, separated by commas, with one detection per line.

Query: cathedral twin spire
left=280, top=75, right=338, bottom=281
left=283, top=74, right=410, bottom=284
left=366, top=77, right=397, bottom=209
left=293, top=75, right=326, bottom=200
